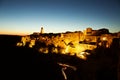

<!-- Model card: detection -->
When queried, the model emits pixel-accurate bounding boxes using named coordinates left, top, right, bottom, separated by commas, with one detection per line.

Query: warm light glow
left=77, top=51, right=90, bottom=60
left=102, top=37, right=107, bottom=41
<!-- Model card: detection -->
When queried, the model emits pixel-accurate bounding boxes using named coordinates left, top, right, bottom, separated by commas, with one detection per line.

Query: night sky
left=0, top=0, right=120, bottom=35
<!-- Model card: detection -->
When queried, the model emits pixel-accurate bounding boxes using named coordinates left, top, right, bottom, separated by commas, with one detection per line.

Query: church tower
left=40, top=27, right=44, bottom=34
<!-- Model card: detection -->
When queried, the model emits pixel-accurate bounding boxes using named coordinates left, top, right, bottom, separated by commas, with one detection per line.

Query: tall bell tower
left=40, top=27, right=44, bottom=34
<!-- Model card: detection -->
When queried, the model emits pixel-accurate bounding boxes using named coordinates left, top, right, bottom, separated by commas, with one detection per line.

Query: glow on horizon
left=0, top=22, right=119, bottom=35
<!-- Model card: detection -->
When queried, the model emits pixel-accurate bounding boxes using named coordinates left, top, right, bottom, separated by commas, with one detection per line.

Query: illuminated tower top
left=40, top=27, right=44, bottom=34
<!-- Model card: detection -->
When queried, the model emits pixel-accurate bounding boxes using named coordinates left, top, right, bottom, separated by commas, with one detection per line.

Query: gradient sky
left=0, top=0, right=120, bottom=35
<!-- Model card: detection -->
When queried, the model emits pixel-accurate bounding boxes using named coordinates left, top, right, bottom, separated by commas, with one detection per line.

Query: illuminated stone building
left=16, top=27, right=120, bottom=60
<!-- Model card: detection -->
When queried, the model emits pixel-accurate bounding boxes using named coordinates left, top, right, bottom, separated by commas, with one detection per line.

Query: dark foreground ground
left=0, top=35, right=120, bottom=80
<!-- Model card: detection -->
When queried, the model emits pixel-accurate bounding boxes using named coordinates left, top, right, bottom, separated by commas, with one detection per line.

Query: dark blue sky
left=0, top=0, right=120, bottom=35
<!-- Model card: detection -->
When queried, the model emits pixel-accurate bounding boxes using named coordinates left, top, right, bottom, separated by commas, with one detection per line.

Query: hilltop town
left=16, top=27, right=120, bottom=60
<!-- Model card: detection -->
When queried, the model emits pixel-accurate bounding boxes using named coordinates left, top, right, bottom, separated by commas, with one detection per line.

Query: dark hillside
left=0, top=35, right=119, bottom=80
left=0, top=35, right=64, bottom=80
